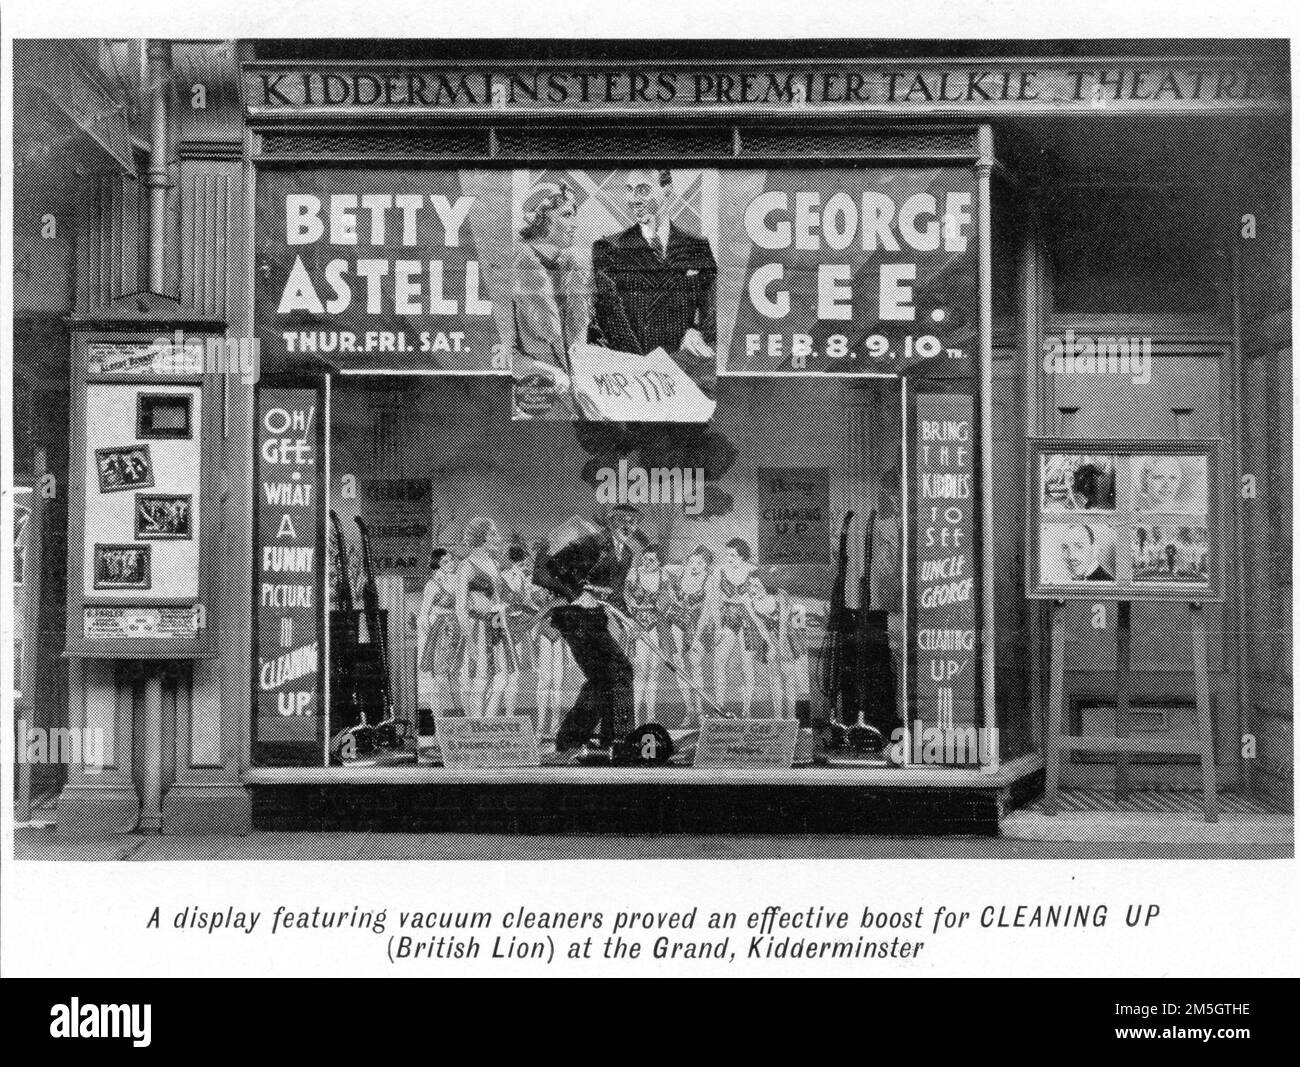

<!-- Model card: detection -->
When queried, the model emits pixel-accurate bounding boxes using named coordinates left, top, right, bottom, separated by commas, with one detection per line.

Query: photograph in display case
left=1040, top=454, right=1117, bottom=512
left=92, top=544, right=152, bottom=590
left=1028, top=439, right=1220, bottom=601
left=134, top=493, right=193, bottom=540
left=1040, top=521, right=1117, bottom=585
left=1131, top=454, right=1209, bottom=515
left=94, top=444, right=154, bottom=494
left=1131, top=522, right=1210, bottom=584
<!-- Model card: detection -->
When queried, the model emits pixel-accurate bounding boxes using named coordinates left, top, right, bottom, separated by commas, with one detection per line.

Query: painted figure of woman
left=663, top=546, right=713, bottom=727
left=749, top=573, right=808, bottom=720
left=514, top=186, right=588, bottom=353
left=708, top=537, right=767, bottom=718
left=416, top=548, right=463, bottom=720
left=624, top=544, right=668, bottom=726
left=512, top=184, right=590, bottom=420
left=499, top=543, right=540, bottom=718
left=532, top=605, right=570, bottom=741
left=455, top=517, right=515, bottom=717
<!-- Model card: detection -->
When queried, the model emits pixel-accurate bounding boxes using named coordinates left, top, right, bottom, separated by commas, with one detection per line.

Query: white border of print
left=2, top=0, right=1297, bottom=985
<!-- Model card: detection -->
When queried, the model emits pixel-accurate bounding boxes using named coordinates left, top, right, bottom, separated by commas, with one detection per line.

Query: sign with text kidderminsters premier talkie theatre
left=245, top=62, right=1286, bottom=114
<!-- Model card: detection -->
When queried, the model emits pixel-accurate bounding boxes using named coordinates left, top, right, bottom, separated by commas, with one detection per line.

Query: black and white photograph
left=1040, top=454, right=1117, bottom=512
left=1040, top=521, right=1118, bottom=584
left=94, top=444, right=155, bottom=493
left=134, top=493, right=193, bottom=540
left=1132, top=523, right=1211, bottom=584
left=1132, top=454, right=1209, bottom=515
left=3, top=3, right=1295, bottom=990
left=91, top=544, right=152, bottom=590
left=508, top=169, right=719, bottom=421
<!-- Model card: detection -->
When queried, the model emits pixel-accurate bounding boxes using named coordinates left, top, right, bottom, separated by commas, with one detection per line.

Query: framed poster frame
left=134, top=492, right=195, bottom=540
left=91, top=543, right=152, bottom=590
left=65, top=331, right=222, bottom=658
left=136, top=391, right=195, bottom=440
left=1026, top=437, right=1222, bottom=603
left=93, top=443, right=156, bottom=493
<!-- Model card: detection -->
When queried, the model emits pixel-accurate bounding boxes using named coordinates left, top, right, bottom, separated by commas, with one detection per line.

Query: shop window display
left=319, top=375, right=905, bottom=768
left=253, top=162, right=977, bottom=769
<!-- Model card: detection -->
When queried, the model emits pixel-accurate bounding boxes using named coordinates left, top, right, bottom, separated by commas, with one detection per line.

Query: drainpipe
left=138, top=39, right=172, bottom=832
left=146, top=39, right=171, bottom=294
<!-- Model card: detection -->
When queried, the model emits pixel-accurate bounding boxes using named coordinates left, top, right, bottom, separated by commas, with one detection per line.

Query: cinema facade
left=12, top=40, right=1291, bottom=835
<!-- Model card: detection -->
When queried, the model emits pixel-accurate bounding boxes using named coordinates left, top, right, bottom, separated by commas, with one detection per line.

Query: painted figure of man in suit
left=593, top=169, right=718, bottom=370
left=532, top=506, right=642, bottom=754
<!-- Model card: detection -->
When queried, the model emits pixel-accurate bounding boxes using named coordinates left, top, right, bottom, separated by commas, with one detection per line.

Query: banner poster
left=255, top=166, right=976, bottom=413
left=254, top=387, right=324, bottom=765
left=910, top=390, right=979, bottom=757
left=255, top=169, right=511, bottom=375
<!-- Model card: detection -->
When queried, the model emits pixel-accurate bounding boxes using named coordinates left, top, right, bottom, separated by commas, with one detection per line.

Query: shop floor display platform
left=244, top=755, right=1042, bottom=836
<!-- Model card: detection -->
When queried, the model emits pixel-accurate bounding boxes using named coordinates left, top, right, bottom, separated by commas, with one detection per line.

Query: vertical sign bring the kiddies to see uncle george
left=912, top=392, right=979, bottom=752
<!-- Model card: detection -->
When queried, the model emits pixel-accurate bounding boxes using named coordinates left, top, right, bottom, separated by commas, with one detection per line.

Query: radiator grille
left=494, top=126, right=733, bottom=158
left=259, top=126, right=977, bottom=160
left=739, top=127, right=977, bottom=157
left=260, top=130, right=490, bottom=156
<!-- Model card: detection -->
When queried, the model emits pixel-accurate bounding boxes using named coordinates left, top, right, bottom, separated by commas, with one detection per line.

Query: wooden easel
left=1044, top=599, right=1218, bottom=822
